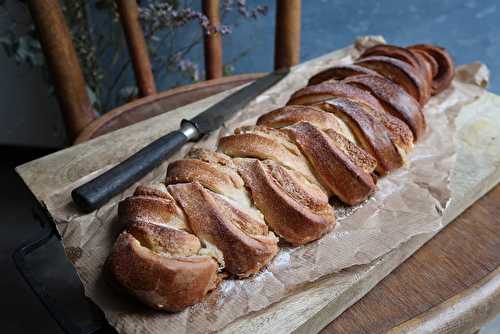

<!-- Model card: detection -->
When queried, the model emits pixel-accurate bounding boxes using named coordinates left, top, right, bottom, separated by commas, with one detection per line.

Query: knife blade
left=71, top=68, right=289, bottom=212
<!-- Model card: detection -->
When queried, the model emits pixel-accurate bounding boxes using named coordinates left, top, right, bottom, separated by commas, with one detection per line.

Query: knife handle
left=72, top=130, right=190, bottom=212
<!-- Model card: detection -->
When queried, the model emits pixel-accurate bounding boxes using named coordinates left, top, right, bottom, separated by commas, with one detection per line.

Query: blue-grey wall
left=1, top=0, right=499, bottom=148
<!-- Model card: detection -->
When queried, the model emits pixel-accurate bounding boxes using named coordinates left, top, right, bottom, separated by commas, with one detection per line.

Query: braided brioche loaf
left=107, top=43, right=454, bottom=311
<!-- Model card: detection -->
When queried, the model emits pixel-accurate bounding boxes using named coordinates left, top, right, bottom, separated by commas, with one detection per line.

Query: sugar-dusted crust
left=287, top=80, right=385, bottom=113
left=343, top=74, right=426, bottom=141
left=107, top=185, right=221, bottom=312
left=335, top=92, right=414, bottom=155
left=307, top=64, right=380, bottom=86
left=218, top=125, right=322, bottom=189
left=118, top=183, right=189, bottom=230
left=360, top=44, right=433, bottom=96
left=256, top=106, right=378, bottom=174
left=408, top=44, right=455, bottom=95
left=355, top=55, right=430, bottom=104
left=317, top=98, right=405, bottom=175
left=107, top=231, right=220, bottom=312
left=284, top=122, right=377, bottom=205
left=322, top=128, right=377, bottom=174
left=257, top=105, right=342, bottom=132
left=168, top=182, right=279, bottom=277
left=408, top=49, right=434, bottom=88
left=235, top=158, right=335, bottom=245
left=166, top=149, right=251, bottom=206
left=361, top=44, right=421, bottom=70
left=285, top=80, right=413, bottom=153
left=257, top=104, right=358, bottom=144
left=410, top=48, right=439, bottom=79
left=106, top=42, right=455, bottom=313
left=186, top=147, right=236, bottom=165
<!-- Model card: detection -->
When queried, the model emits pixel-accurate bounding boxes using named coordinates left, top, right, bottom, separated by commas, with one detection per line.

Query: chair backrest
left=28, top=0, right=301, bottom=141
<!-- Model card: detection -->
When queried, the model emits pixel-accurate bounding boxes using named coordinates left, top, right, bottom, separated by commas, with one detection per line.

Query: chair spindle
left=202, top=0, right=224, bottom=79
left=117, top=0, right=157, bottom=97
left=274, top=0, right=301, bottom=69
left=28, top=0, right=96, bottom=140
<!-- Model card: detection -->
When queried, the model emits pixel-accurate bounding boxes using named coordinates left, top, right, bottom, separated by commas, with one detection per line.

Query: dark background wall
left=1, top=0, right=499, bottom=148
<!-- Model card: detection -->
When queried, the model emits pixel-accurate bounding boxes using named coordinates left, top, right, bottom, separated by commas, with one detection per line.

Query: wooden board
left=16, top=68, right=500, bottom=334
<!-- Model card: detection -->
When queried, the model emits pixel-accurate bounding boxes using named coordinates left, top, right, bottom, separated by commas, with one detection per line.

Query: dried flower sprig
left=0, top=0, right=268, bottom=113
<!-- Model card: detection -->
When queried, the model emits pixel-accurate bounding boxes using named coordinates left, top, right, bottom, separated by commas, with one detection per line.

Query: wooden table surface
left=324, top=183, right=500, bottom=333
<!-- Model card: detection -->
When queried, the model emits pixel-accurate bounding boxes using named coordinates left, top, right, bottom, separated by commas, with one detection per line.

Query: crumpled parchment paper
left=44, top=36, right=489, bottom=334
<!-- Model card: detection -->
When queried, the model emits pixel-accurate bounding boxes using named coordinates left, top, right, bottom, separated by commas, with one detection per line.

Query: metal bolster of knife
left=180, top=119, right=201, bottom=141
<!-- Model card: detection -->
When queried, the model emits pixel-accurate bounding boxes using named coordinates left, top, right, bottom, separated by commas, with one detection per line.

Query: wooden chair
left=28, top=0, right=301, bottom=142
left=28, top=1, right=500, bottom=333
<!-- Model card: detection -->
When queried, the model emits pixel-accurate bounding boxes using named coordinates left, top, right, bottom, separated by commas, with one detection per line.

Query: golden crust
left=408, top=44, right=455, bottom=95
left=108, top=184, right=223, bottom=311
left=410, top=48, right=439, bottom=79
left=218, top=126, right=322, bottom=189
left=335, top=92, right=414, bottom=155
left=323, top=128, right=377, bottom=174
left=257, top=105, right=342, bottom=132
left=107, top=231, right=220, bottom=312
left=235, top=158, right=335, bottom=245
left=256, top=106, right=378, bottom=174
left=118, top=184, right=189, bottom=230
left=168, top=182, right=279, bottom=277
left=409, top=49, right=434, bottom=88
left=360, top=44, right=433, bottom=99
left=166, top=159, right=243, bottom=191
left=107, top=41, right=451, bottom=313
left=166, top=150, right=250, bottom=205
left=127, top=220, right=201, bottom=256
left=287, top=81, right=385, bottom=113
left=355, top=55, right=430, bottom=104
left=366, top=108, right=414, bottom=154
left=361, top=44, right=421, bottom=70
left=133, top=184, right=172, bottom=199
left=317, top=98, right=404, bottom=175
left=284, top=122, right=377, bottom=205
left=307, top=64, right=380, bottom=86
left=186, top=148, right=237, bottom=168
left=343, top=74, right=426, bottom=141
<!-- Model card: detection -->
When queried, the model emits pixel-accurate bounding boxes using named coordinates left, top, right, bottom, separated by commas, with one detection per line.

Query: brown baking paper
left=44, top=36, right=489, bottom=334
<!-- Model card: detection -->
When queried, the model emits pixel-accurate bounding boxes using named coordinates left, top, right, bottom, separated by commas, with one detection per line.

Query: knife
left=72, top=68, right=289, bottom=212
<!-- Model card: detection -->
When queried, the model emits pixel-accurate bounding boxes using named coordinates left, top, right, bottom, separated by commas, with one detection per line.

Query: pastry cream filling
left=214, top=184, right=253, bottom=208
left=233, top=128, right=325, bottom=189
left=327, top=112, right=359, bottom=145
left=147, top=182, right=168, bottom=192
left=199, top=240, right=225, bottom=268
left=141, top=182, right=192, bottom=232
left=166, top=216, right=190, bottom=231
left=396, top=145, right=408, bottom=165
left=291, top=94, right=334, bottom=105
left=221, top=192, right=266, bottom=224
